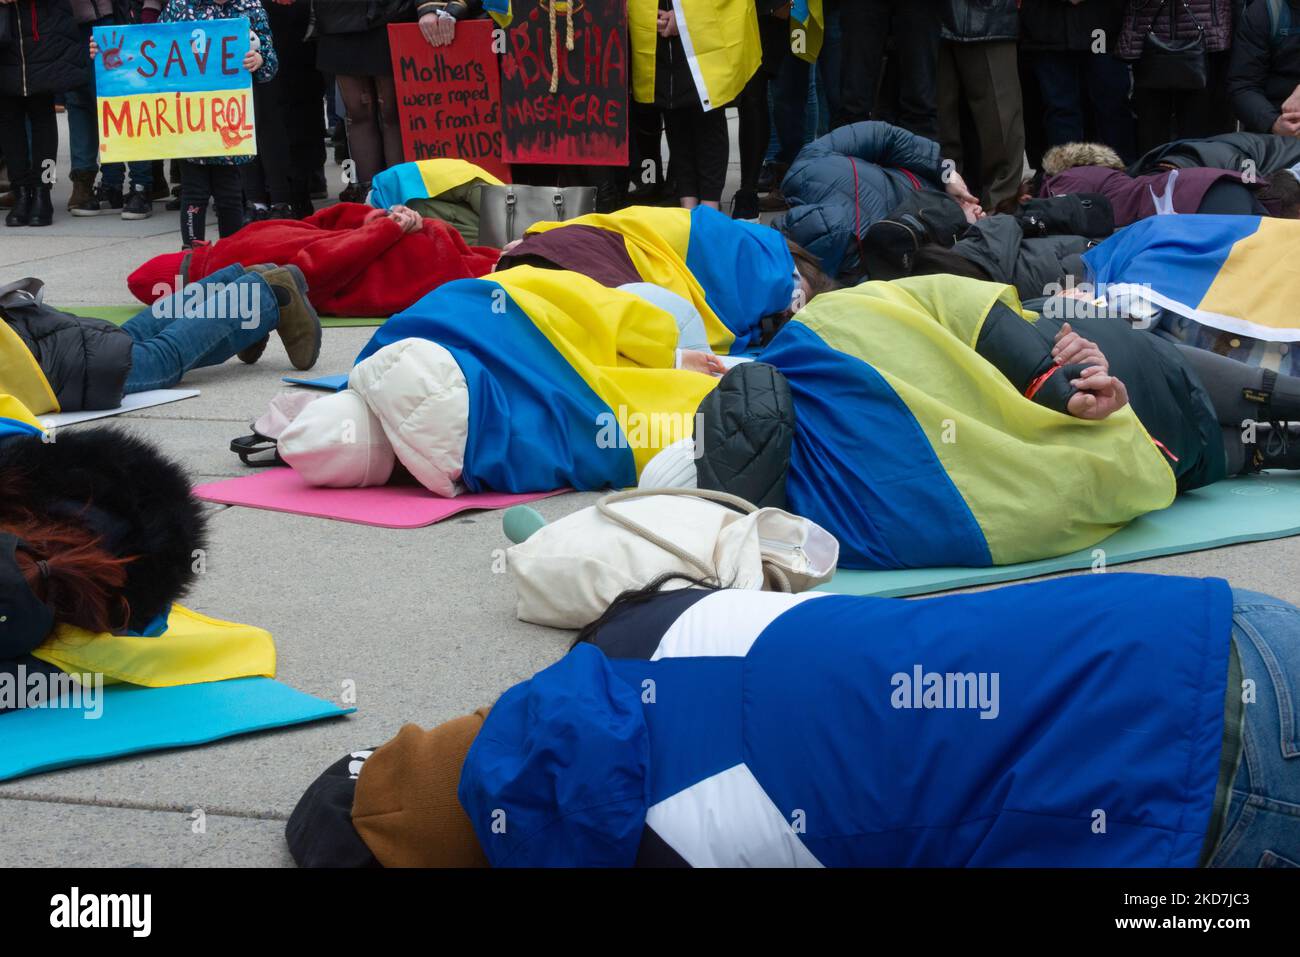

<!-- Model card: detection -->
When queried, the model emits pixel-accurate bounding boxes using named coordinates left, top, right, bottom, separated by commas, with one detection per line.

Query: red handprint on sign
left=99, top=31, right=132, bottom=70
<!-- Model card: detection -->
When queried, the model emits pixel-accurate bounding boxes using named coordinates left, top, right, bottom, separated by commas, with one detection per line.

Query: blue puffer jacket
left=776, top=122, right=947, bottom=281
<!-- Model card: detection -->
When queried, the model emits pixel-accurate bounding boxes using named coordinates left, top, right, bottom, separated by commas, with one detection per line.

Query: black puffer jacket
left=1227, top=0, right=1300, bottom=134
left=0, top=0, right=93, bottom=97
left=1117, top=0, right=1233, bottom=59
left=2, top=283, right=132, bottom=412
left=694, top=361, right=796, bottom=510
left=0, top=427, right=208, bottom=631
left=1130, top=131, right=1300, bottom=174
left=941, top=0, right=1020, bottom=41
left=312, top=0, right=413, bottom=35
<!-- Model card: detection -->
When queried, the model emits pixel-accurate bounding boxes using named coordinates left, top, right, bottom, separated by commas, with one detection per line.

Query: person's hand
left=389, top=205, right=423, bottom=233
left=680, top=350, right=727, bottom=376
left=1052, top=322, right=1108, bottom=373
left=1272, top=112, right=1300, bottom=137
left=88, top=36, right=99, bottom=58
left=1067, top=366, right=1129, bottom=420
left=1283, top=84, right=1300, bottom=116
left=656, top=9, right=679, bottom=37
left=944, top=169, right=984, bottom=220
left=419, top=12, right=456, bottom=46
left=244, top=49, right=264, bottom=73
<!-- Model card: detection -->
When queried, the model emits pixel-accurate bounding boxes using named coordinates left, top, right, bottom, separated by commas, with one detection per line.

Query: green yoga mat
left=65, top=305, right=386, bottom=328
left=821, top=471, right=1300, bottom=598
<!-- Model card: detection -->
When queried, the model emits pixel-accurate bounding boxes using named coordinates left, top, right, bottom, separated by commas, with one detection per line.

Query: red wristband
left=1024, top=364, right=1062, bottom=401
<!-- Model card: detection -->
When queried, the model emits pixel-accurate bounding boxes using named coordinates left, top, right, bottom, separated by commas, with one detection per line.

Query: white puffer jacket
left=279, top=338, right=470, bottom=497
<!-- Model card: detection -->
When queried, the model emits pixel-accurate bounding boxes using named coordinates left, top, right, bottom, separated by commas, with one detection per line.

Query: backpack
left=861, top=190, right=970, bottom=281
left=1016, top=194, right=1116, bottom=240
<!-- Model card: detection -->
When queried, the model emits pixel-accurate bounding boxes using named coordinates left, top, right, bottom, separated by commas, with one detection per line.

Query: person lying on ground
left=1040, top=142, right=1300, bottom=224
left=0, top=395, right=207, bottom=701
left=287, top=572, right=1297, bottom=868
left=1130, top=131, right=1300, bottom=179
left=775, top=121, right=984, bottom=283
left=0, top=266, right=321, bottom=419
left=643, top=275, right=1300, bottom=570
left=494, top=204, right=836, bottom=354
left=128, top=202, right=499, bottom=318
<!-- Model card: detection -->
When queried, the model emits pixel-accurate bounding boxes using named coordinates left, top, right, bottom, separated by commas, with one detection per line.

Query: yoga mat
left=65, top=305, right=386, bottom=329
left=0, top=676, right=352, bottom=782
left=822, top=471, right=1300, bottom=598
left=39, top=389, right=199, bottom=428
left=283, top=374, right=348, bottom=391
left=194, top=468, right=567, bottom=527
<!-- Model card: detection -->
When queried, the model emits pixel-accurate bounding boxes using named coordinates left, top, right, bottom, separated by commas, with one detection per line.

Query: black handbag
left=1133, top=0, right=1208, bottom=91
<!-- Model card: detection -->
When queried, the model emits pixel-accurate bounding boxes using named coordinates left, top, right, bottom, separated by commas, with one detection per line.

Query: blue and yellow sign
left=95, top=19, right=255, bottom=163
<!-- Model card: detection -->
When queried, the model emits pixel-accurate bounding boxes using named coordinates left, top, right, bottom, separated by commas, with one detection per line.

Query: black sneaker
left=122, top=185, right=153, bottom=220
left=730, top=189, right=760, bottom=223
left=100, top=186, right=125, bottom=213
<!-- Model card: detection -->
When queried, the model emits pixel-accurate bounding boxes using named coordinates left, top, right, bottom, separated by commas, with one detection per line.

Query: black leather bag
left=1133, top=0, right=1208, bottom=91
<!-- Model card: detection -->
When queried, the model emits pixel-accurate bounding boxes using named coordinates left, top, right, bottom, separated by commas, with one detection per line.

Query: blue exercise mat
left=0, top=676, right=352, bottom=782
left=283, top=374, right=348, bottom=391
left=822, top=471, right=1300, bottom=598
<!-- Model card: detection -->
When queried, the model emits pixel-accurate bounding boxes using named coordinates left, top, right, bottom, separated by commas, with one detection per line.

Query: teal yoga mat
left=0, top=676, right=352, bottom=782
left=821, top=471, right=1300, bottom=599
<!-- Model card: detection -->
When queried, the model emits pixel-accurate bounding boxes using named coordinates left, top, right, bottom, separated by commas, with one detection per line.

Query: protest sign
left=389, top=22, right=509, bottom=182
left=94, top=19, right=255, bottom=164
left=499, top=0, right=629, bottom=166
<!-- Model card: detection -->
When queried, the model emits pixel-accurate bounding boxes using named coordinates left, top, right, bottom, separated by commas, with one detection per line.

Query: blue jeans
left=1208, top=590, right=1300, bottom=868
left=123, top=265, right=279, bottom=393
left=66, top=20, right=151, bottom=187
left=1032, top=50, right=1136, bottom=164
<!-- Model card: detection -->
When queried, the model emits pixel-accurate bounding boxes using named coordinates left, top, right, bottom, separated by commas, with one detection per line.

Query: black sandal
left=230, top=431, right=285, bottom=468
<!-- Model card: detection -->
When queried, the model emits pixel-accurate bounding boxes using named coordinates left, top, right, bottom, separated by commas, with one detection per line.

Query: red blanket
left=129, top=204, right=499, bottom=316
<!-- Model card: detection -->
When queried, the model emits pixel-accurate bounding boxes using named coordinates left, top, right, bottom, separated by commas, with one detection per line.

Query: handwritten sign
left=94, top=19, right=255, bottom=163
left=388, top=22, right=509, bottom=182
left=499, top=0, right=629, bottom=166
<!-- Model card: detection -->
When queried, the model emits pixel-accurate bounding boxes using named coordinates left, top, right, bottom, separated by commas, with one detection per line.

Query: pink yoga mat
left=193, top=470, right=566, bottom=528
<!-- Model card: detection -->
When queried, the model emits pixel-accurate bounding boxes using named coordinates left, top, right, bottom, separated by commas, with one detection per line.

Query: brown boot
left=236, top=336, right=269, bottom=364
left=68, top=168, right=100, bottom=215
left=248, top=264, right=321, bottom=370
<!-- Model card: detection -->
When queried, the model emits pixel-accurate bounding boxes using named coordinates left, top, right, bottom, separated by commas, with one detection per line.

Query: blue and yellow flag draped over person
left=526, top=205, right=796, bottom=354
left=368, top=158, right=504, bottom=210
left=1085, top=215, right=1300, bottom=343
left=355, top=266, right=719, bottom=492
left=789, top=0, right=823, bottom=62
left=761, top=277, right=1177, bottom=569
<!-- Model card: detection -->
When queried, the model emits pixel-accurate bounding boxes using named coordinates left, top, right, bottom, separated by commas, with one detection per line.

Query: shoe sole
left=121, top=211, right=153, bottom=220
left=70, top=208, right=103, bottom=217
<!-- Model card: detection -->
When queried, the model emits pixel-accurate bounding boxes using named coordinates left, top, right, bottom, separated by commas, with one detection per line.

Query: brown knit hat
left=352, top=709, right=492, bottom=868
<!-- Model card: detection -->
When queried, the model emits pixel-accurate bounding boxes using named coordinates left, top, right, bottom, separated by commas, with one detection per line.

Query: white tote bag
left=508, top=488, right=840, bottom=629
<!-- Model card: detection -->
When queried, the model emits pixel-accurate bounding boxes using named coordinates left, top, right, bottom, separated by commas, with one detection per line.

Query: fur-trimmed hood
left=0, top=427, right=207, bottom=631
left=1041, top=142, right=1126, bottom=177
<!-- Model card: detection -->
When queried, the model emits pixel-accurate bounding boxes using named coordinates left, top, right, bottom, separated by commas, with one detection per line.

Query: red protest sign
left=499, top=0, right=629, bottom=167
left=388, top=21, right=509, bottom=182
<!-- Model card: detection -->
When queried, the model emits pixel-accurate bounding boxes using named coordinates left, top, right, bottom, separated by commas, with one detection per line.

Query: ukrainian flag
left=368, top=159, right=503, bottom=210
left=760, top=277, right=1177, bottom=569
left=526, top=205, right=796, bottom=354
left=355, top=265, right=719, bottom=493
left=1085, top=215, right=1300, bottom=343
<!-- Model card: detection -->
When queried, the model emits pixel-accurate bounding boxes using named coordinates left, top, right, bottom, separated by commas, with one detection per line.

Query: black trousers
left=663, top=105, right=728, bottom=204
left=1133, top=51, right=1234, bottom=156
left=836, top=0, right=938, bottom=139
left=0, top=94, right=57, bottom=189
left=180, top=161, right=244, bottom=247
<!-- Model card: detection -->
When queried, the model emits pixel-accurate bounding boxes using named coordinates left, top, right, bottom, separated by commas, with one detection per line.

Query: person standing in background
left=1228, top=0, right=1300, bottom=136
left=1117, top=0, right=1234, bottom=155
left=1020, top=0, right=1136, bottom=163
left=0, top=0, right=91, bottom=227
left=836, top=0, right=940, bottom=139
left=936, top=0, right=1026, bottom=212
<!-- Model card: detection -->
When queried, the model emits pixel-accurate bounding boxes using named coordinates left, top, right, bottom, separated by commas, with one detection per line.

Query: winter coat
left=312, top=0, right=412, bottom=35
left=1227, top=0, right=1300, bottom=134
left=128, top=203, right=499, bottom=316
left=0, top=280, right=131, bottom=414
left=1117, top=0, right=1233, bottom=60
left=694, top=361, right=796, bottom=510
left=1042, top=164, right=1245, bottom=224
left=456, top=575, right=1232, bottom=866
left=0, top=425, right=208, bottom=632
left=1130, top=131, right=1300, bottom=175
left=951, top=215, right=1095, bottom=302
left=1020, top=0, right=1126, bottom=52
left=940, top=0, right=1020, bottom=42
left=0, top=0, right=93, bottom=97
left=778, top=122, right=947, bottom=280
